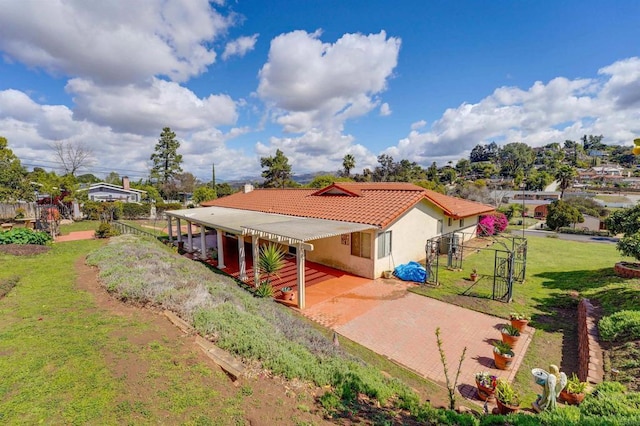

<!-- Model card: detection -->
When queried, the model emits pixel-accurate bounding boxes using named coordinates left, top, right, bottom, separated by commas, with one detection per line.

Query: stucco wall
left=307, top=232, right=374, bottom=278
left=307, top=201, right=482, bottom=279
left=373, top=201, right=439, bottom=277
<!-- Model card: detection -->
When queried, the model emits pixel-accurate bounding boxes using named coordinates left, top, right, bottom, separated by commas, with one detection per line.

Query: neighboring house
left=165, top=182, right=494, bottom=308
left=78, top=177, right=146, bottom=203
left=571, top=214, right=607, bottom=232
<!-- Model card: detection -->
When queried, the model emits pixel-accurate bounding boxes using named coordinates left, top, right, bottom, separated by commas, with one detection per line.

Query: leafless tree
left=53, top=140, right=93, bottom=176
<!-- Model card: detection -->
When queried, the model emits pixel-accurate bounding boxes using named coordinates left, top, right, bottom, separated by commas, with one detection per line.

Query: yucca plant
left=258, top=242, right=285, bottom=285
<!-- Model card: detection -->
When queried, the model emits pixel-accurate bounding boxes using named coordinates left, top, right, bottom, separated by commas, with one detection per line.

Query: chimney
left=122, top=176, right=130, bottom=191
left=244, top=183, right=254, bottom=193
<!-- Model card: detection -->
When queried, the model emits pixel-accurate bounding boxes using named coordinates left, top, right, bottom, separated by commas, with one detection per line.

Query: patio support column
left=238, top=235, right=247, bottom=281
left=252, top=235, right=260, bottom=287
left=187, top=221, right=193, bottom=252
left=200, top=226, right=207, bottom=260
left=216, top=229, right=225, bottom=268
left=296, top=244, right=306, bottom=309
left=167, top=216, right=173, bottom=242
left=176, top=219, right=182, bottom=243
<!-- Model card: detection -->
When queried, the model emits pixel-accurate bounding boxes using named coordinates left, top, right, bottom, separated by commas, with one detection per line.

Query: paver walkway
left=301, top=278, right=533, bottom=403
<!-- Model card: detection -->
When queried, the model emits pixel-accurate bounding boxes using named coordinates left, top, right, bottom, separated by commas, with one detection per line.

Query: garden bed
left=614, top=262, right=640, bottom=278
left=0, top=244, right=50, bottom=256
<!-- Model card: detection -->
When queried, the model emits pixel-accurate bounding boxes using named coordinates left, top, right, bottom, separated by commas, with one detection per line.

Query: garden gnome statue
left=532, top=364, right=567, bottom=412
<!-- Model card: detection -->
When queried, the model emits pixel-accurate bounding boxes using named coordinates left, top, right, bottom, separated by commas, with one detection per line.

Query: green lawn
left=59, top=220, right=100, bottom=235
left=410, top=234, right=639, bottom=404
left=0, top=241, right=249, bottom=424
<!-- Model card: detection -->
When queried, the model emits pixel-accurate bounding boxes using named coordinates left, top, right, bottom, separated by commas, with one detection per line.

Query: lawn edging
left=578, top=299, right=604, bottom=386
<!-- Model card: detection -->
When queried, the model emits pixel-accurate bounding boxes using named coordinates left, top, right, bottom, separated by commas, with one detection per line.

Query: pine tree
left=150, top=127, right=183, bottom=186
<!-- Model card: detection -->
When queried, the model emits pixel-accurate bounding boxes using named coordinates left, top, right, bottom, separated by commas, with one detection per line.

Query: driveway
left=301, top=279, right=533, bottom=401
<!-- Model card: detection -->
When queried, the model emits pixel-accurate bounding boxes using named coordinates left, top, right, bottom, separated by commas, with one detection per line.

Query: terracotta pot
left=510, top=318, right=529, bottom=333
left=281, top=290, right=295, bottom=301
left=476, top=380, right=496, bottom=402
left=493, top=351, right=513, bottom=370
left=496, top=398, right=520, bottom=415
left=470, top=273, right=478, bottom=281
left=560, top=389, right=585, bottom=405
left=501, top=332, right=520, bottom=347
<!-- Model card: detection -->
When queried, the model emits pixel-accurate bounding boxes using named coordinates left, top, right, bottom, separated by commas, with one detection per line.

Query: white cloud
left=222, top=34, right=259, bottom=60
left=0, top=0, right=233, bottom=84
left=67, top=77, right=238, bottom=135
left=255, top=30, right=400, bottom=171
left=390, top=57, right=640, bottom=165
left=258, top=30, right=399, bottom=115
left=379, top=102, right=391, bottom=116
left=0, top=89, right=257, bottom=180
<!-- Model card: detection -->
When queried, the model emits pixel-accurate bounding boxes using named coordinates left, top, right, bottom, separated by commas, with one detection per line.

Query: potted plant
left=280, top=286, right=295, bottom=301
left=495, top=379, right=520, bottom=414
left=475, top=371, right=497, bottom=402
left=383, top=270, right=393, bottom=279
left=560, top=373, right=587, bottom=405
left=493, top=340, right=514, bottom=370
left=470, top=268, right=478, bottom=281
left=501, top=324, right=521, bottom=347
left=509, top=312, right=530, bottom=333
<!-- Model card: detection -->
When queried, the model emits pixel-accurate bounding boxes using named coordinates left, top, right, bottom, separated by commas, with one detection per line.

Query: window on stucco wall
left=377, top=231, right=392, bottom=259
left=459, top=218, right=464, bottom=227
left=351, top=231, right=371, bottom=259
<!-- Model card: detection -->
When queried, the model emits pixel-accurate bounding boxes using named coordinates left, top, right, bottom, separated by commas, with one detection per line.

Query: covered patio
left=164, top=206, right=376, bottom=309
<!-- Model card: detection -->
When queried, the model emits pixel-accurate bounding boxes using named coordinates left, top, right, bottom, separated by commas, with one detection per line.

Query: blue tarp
left=394, top=261, right=427, bottom=282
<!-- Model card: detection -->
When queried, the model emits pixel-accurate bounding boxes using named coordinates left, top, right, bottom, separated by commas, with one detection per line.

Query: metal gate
left=493, top=250, right=513, bottom=302
left=445, top=232, right=464, bottom=270
left=425, top=237, right=440, bottom=285
left=512, top=238, right=527, bottom=283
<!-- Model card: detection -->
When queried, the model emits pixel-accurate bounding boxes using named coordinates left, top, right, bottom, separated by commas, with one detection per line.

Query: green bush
left=599, top=310, right=640, bottom=342
left=579, top=381, right=640, bottom=419
left=94, top=223, right=120, bottom=239
left=0, top=228, right=52, bottom=245
left=155, top=202, right=182, bottom=214
left=558, top=227, right=611, bottom=237
left=82, top=201, right=123, bottom=220
left=121, top=203, right=151, bottom=219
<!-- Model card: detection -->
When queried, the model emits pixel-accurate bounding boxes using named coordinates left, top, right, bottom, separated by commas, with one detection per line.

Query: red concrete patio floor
left=195, top=243, right=533, bottom=405
left=300, top=278, right=534, bottom=405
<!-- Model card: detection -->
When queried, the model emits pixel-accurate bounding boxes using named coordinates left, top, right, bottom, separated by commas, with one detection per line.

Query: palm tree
left=342, top=154, right=355, bottom=177
left=556, top=165, right=577, bottom=199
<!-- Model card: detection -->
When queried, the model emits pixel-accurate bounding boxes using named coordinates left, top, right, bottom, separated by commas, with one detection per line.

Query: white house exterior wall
left=88, top=187, right=141, bottom=202
left=373, top=201, right=439, bottom=278
left=306, top=232, right=375, bottom=278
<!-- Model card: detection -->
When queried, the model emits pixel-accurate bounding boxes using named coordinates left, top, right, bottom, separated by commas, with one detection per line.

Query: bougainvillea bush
left=477, top=213, right=508, bottom=236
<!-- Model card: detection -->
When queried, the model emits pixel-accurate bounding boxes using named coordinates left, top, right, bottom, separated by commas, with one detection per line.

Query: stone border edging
left=614, top=262, right=640, bottom=278
left=578, top=299, right=604, bottom=385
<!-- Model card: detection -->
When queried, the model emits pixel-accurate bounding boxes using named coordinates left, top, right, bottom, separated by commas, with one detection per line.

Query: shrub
left=559, top=227, right=611, bottom=237
left=254, top=281, right=274, bottom=298
left=87, top=235, right=424, bottom=418
left=0, top=228, right=52, bottom=245
left=478, top=215, right=495, bottom=236
left=155, top=202, right=182, bottom=215
left=121, top=203, right=151, bottom=219
left=94, top=223, right=120, bottom=239
left=599, top=310, right=640, bottom=342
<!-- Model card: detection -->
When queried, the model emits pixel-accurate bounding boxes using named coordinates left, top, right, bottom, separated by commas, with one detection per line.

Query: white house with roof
left=164, top=183, right=495, bottom=308
left=78, top=177, right=146, bottom=203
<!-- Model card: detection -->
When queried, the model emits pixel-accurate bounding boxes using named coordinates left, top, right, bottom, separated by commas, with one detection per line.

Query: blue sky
left=1, top=0, right=639, bottom=181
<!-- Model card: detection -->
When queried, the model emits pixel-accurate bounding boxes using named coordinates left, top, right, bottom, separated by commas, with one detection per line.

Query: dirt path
left=74, top=257, right=332, bottom=425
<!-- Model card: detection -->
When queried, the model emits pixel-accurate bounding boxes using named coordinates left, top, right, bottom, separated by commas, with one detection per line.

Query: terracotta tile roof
left=202, top=182, right=495, bottom=228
